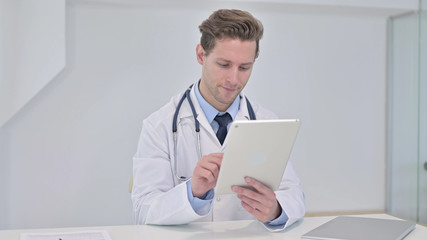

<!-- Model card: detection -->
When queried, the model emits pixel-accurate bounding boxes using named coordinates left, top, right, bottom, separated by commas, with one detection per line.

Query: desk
left=2, top=214, right=426, bottom=239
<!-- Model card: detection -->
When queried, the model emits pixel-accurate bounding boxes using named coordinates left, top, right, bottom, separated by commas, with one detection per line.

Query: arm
left=131, top=120, right=204, bottom=225
left=132, top=119, right=226, bottom=225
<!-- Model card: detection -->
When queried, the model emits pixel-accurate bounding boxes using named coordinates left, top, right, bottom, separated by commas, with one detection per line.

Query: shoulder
left=245, top=97, right=278, bottom=120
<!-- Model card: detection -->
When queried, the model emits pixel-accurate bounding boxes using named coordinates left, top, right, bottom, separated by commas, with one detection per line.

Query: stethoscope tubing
left=172, top=84, right=256, bottom=181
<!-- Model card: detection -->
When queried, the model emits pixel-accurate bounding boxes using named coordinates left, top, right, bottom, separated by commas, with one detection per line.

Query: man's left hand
left=232, top=177, right=281, bottom=222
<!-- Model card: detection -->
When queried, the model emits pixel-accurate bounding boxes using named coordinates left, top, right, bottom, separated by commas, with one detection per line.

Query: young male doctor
left=131, top=9, right=305, bottom=232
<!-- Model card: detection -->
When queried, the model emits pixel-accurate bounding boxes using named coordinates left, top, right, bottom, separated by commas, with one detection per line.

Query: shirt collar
left=194, top=80, right=240, bottom=124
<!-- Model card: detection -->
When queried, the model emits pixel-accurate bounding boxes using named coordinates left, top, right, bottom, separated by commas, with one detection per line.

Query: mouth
left=221, top=86, right=238, bottom=92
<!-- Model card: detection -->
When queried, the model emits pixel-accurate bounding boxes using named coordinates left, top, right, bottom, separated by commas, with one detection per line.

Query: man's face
left=196, top=38, right=256, bottom=112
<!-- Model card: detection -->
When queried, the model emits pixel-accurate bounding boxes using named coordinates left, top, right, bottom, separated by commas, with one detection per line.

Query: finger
left=233, top=185, right=278, bottom=215
left=205, top=153, right=224, bottom=166
left=203, top=152, right=224, bottom=161
left=208, top=152, right=224, bottom=158
left=237, top=194, right=267, bottom=213
left=198, top=160, right=220, bottom=178
left=194, top=167, right=216, bottom=183
left=239, top=193, right=278, bottom=215
left=199, top=154, right=223, bottom=171
left=239, top=194, right=280, bottom=222
left=240, top=201, right=269, bottom=223
left=232, top=185, right=264, bottom=203
left=244, top=177, right=276, bottom=198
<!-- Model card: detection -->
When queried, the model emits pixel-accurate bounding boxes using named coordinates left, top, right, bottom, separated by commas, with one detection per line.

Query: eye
left=239, top=66, right=250, bottom=71
left=218, top=62, right=230, bottom=68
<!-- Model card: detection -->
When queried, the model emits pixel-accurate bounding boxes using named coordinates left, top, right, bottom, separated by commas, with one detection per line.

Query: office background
left=0, top=0, right=425, bottom=230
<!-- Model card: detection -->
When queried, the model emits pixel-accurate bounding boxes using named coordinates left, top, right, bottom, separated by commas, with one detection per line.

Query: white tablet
left=215, top=119, right=300, bottom=195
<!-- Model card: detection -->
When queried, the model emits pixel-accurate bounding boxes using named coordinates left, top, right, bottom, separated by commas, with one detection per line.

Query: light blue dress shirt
left=185, top=81, right=288, bottom=226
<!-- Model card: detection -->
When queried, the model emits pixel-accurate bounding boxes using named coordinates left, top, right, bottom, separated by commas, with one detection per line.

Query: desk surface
left=2, top=214, right=426, bottom=240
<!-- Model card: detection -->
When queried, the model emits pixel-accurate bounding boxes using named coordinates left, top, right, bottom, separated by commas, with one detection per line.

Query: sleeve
left=267, top=209, right=289, bottom=225
left=131, top=119, right=209, bottom=225
left=186, top=180, right=214, bottom=213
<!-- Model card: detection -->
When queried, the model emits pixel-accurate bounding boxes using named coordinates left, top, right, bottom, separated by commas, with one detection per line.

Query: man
left=132, top=9, right=305, bottom=232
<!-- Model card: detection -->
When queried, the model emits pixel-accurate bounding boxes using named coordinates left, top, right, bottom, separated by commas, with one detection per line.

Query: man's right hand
left=191, top=153, right=223, bottom=198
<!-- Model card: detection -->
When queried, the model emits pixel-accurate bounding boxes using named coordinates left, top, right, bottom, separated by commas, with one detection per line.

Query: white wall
left=0, top=0, right=65, bottom=127
left=0, top=0, right=407, bottom=229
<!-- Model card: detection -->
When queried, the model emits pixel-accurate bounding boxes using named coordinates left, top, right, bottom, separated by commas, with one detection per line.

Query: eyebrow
left=217, top=58, right=254, bottom=66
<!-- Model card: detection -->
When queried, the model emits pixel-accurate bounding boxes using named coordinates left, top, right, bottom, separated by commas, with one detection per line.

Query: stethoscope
left=172, top=84, right=256, bottom=181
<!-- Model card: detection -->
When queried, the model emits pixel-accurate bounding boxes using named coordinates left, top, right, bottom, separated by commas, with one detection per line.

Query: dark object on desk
left=301, top=216, right=416, bottom=240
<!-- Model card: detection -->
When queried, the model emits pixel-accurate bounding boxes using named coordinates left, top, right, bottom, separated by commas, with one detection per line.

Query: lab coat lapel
left=235, top=93, right=251, bottom=121
left=184, top=86, right=252, bottom=149
left=187, top=86, right=218, bottom=140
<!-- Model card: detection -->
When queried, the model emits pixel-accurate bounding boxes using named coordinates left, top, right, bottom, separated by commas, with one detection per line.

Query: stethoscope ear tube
left=172, top=86, right=191, bottom=133
left=185, top=88, right=200, bottom=132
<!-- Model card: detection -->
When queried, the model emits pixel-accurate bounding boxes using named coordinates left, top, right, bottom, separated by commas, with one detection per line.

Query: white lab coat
left=132, top=85, right=305, bottom=231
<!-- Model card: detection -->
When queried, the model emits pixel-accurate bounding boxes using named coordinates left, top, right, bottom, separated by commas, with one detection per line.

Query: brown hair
left=198, top=9, right=264, bottom=59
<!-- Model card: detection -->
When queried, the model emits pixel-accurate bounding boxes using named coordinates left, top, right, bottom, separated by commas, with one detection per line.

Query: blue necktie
left=214, top=113, right=231, bottom=145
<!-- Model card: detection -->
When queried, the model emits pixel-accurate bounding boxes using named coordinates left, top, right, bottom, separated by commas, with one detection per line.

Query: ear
left=196, top=44, right=205, bottom=65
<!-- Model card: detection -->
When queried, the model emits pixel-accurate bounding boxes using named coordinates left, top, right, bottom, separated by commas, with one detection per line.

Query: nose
left=225, top=67, right=239, bottom=85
